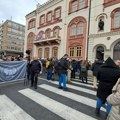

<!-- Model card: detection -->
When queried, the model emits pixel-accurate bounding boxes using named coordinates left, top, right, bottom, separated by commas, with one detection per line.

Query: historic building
left=25, top=0, right=89, bottom=60
left=0, top=20, right=25, bottom=58
left=88, top=0, right=120, bottom=61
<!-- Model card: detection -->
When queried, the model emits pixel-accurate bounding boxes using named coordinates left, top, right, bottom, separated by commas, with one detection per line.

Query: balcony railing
left=33, top=35, right=61, bottom=46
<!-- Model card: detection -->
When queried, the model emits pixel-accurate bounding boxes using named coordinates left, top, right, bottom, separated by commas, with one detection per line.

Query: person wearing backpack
left=58, top=54, right=69, bottom=91
left=80, top=60, right=89, bottom=83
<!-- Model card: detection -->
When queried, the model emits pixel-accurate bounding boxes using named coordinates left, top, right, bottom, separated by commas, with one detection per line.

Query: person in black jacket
left=95, top=57, right=120, bottom=118
left=30, top=57, right=41, bottom=89
left=91, top=59, right=104, bottom=90
left=58, top=54, right=69, bottom=91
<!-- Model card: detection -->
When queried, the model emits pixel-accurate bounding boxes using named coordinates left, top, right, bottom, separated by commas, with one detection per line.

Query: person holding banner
left=30, top=57, right=41, bottom=89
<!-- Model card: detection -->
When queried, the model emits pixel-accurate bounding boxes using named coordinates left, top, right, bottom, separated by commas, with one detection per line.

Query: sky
left=0, top=0, right=48, bottom=25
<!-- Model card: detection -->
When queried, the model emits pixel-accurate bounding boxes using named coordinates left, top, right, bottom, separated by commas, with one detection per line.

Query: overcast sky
left=0, top=0, right=48, bottom=25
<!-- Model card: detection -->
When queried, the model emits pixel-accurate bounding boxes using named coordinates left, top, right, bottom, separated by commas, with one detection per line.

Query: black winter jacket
left=31, top=60, right=41, bottom=73
left=91, top=60, right=103, bottom=76
left=97, top=57, right=120, bottom=102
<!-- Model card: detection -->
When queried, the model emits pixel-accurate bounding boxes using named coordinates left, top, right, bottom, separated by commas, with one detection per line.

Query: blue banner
left=0, top=61, right=27, bottom=82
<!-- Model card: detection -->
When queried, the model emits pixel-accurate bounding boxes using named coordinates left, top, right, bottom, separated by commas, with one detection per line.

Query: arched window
left=44, top=47, right=50, bottom=58
left=27, top=32, right=35, bottom=57
left=111, top=8, right=120, bottom=30
left=53, top=29, right=59, bottom=37
left=70, top=24, right=76, bottom=36
left=113, top=41, right=120, bottom=60
left=27, top=32, right=35, bottom=44
left=45, top=29, right=51, bottom=38
left=114, top=11, right=120, bottom=28
left=77, top=22, right=83, bottom=35
left=28, top=19, right=36, bottom=29
left=36, top=31, right=44, bottom=41
left=38, top=48, right=42, bottom=58
left=52, top=47, right=58, bottom=58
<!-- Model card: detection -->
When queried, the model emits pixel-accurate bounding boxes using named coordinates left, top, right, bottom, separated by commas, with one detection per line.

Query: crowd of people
left=26, top=55, right=120, bottom=120
left=0, top=53, right=120, bottom=120
left=0, top=55, right=23, bottom=61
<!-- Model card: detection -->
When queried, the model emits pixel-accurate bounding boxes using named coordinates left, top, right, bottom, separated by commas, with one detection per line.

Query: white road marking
left=38, top=84, right=105, bottom=112
left=0, top=95, right=35, bottom=120
left=50, top=81, right=96, bottom=95
left=19, top=88, right=97, bottom=120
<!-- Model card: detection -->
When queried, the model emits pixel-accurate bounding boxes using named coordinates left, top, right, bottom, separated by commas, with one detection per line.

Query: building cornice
left=89, top=31, right=120, bottom=38
left=36, top=0, right=63, bottom=14
left=26, top=10, right=36, bottom=20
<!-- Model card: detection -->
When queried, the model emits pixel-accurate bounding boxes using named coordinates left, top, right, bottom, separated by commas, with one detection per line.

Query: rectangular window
left=70, top=47, right=74, bottom=56
left=55, top=9, right=60, bottom=18
left=48, top=13, right=52, bottom=22
left=71, top=1, right=78, bottom=12
left=77, top=46, right=82, bottom=56
left=41, top=16, right=45, bottom=24
left=79, top=0, right=85, bottom=9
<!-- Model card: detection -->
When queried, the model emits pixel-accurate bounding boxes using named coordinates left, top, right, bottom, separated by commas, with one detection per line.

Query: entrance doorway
left=96, top=46, right=104, bottom=60
left=113, top=41, right=120, bottom=60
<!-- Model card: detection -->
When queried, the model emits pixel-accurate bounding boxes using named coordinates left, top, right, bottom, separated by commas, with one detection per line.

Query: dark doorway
left=96, top=46, right=104, bottom=60
left=113, top=41, right=120, bottom=60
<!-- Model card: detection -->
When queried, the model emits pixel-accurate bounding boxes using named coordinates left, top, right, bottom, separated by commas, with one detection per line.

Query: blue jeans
left=47, top=69, right=52, bottom=80
left=59, top=73, right=67, bottom=89
left=96, top=98, right=112, bottom=114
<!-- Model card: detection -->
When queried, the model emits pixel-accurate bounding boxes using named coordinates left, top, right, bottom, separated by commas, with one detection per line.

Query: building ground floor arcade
left=88, top=32, right=120, bottom=62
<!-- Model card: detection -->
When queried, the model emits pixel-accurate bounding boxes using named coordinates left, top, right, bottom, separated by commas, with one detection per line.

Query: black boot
left=95, top=108, right=100, bottom=116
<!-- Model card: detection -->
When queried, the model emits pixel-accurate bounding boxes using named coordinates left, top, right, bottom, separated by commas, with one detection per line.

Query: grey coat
left=107, top=78, right=120, bottom=120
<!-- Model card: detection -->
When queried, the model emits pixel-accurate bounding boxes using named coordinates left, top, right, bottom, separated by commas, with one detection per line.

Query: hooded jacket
left=97, top=57, right=120, bottom=102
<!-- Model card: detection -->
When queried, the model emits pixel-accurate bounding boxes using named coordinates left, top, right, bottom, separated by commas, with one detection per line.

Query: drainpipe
left=86, top=0, right=92, bottom=61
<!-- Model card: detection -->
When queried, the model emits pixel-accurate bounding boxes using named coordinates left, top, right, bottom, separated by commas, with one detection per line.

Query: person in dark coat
left=80, top=60, right=89, bottom=83
left=95, top=57, right=120, bottom=118
left=71, top=59, right=77, bottom=79
left=58, top=54, right=69, bottom=91
left=30, top=57, right=41, bottom=89
left=91, top=59, right=104, bottom=90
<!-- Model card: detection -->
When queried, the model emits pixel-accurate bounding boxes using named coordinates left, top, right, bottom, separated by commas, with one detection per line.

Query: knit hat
left=64, top=54, right=68, bottom=57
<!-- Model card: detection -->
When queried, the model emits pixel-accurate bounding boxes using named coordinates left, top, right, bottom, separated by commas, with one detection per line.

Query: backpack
left=81, top=65, right=86, bottom=72
left=46, top=61, right=50, bottom=69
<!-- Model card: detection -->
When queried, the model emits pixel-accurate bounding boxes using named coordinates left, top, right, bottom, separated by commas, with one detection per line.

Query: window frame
left=77, top=22, right=84, bottom=35
left=46, top=11, right=52, bottom=22
left=54, top=7, right=61, bottom=19
left=40, top=14, right=45, bottom=25
left=111, top=8, right=120, bottom=31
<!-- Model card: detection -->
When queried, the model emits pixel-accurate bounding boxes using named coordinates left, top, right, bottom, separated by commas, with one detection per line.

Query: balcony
left=33, top=35, right=61, bottom=46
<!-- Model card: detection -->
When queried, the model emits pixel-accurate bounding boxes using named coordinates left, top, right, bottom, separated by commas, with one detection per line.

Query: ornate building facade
left=25, top=0, right=120, bottom=61
left=88, top=0, right=120, bottom=61
left=24, top=0, right=89, bottom=60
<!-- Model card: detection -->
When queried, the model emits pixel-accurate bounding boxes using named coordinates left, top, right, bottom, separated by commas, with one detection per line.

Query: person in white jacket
left=107, top=78, right=120, bottom=120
